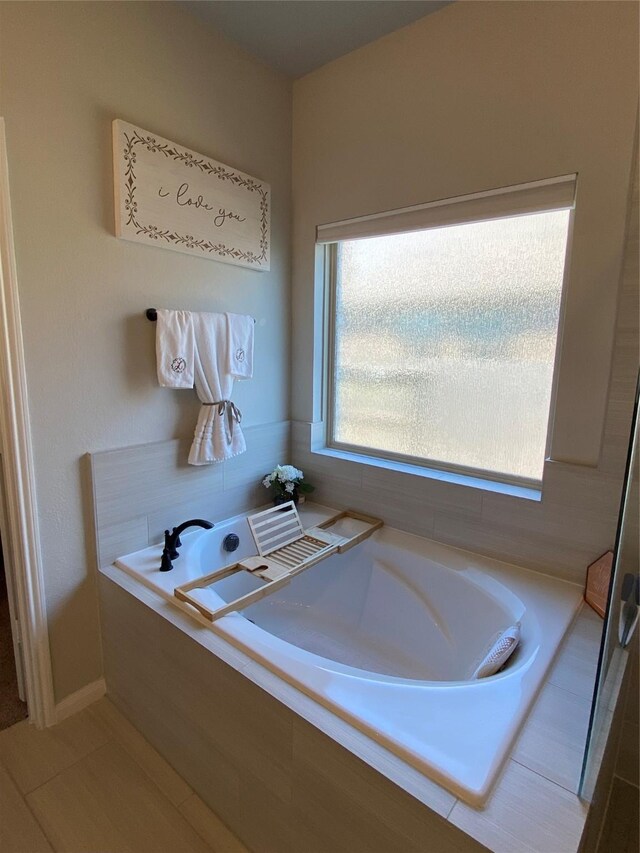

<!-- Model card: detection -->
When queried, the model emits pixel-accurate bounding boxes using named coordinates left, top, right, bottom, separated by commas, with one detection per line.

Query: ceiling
left=183, top=1, right=451, bottom=78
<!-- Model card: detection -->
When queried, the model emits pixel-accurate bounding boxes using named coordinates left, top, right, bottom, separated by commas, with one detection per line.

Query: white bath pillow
left=472, top=623, right=521, bottom=679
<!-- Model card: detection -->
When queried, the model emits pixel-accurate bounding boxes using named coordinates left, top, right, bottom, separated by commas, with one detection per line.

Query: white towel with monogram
left=156, top=309, right=251, bottom=464
left=155, top=309, right=194, bottom=388
left=225, top=312, right=254, bottom=379
left=189, top=311, right=247, bottom=464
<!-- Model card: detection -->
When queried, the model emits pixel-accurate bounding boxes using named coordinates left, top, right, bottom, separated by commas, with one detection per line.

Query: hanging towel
left=225, top=312, right=254, bottom=379
left=155, top=309, right=194, bottom=389
left=188, top=312, right=247, bottom=465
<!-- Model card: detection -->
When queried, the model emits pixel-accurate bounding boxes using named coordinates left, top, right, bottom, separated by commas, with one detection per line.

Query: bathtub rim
left=114, top=502, right=569, bottom=694
left=98, top=561, right=595, bottom=853
left=112, top=501, right=584, bottom=805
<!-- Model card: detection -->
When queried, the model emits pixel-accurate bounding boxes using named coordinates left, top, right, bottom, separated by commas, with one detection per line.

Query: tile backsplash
left=88, top=420, right=289, bottom=567
left=292, top=423, right=622, bottom=584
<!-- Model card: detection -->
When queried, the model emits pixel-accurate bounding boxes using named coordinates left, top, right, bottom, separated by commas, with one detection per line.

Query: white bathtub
left=115, top=503, right=582, bottom=805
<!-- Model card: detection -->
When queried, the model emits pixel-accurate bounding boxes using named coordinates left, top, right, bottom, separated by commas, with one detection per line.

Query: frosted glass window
left=330, top=210, right=571, bottom=483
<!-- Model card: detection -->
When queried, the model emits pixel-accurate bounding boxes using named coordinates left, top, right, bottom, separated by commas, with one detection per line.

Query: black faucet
left=160, top=518, right=214, bottom=571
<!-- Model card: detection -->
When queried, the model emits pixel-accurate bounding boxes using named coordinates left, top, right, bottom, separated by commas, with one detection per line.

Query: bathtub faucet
left=160, top=518, right=214, bottom=572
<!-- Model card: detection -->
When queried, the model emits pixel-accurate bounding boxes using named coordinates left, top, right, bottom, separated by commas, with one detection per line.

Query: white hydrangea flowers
left=262, top=465, right=314, bottom=505
left=262, top=464, right=304, bottom=491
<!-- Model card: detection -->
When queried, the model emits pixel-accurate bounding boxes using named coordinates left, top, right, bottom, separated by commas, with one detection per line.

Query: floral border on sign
left=122, top=130, right=269, bottom=266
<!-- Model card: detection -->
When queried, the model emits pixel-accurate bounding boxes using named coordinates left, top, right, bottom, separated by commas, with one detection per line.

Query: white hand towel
left=225, top=312, right=254, bottom=380
left=156, top=309, right=194, bottom=388
left=189, top=312, right=246, bottom=464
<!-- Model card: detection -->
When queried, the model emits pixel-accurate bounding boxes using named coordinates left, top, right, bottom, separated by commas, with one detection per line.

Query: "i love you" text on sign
left=112, top=120, right=270, bottom=270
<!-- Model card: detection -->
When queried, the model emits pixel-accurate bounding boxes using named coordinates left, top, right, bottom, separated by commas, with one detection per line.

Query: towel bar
left=146, top=308, right=256, bottom=323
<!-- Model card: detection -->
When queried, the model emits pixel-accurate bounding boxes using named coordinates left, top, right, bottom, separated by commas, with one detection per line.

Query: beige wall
left=291, top=0, right=637, bottom=464
left=0, top=1, right=292, bottom=702
left=290, top=1, right=639, bottom=581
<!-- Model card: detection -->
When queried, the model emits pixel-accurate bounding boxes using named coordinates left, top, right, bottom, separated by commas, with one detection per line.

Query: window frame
left=321, top=180, right=576, bottom=491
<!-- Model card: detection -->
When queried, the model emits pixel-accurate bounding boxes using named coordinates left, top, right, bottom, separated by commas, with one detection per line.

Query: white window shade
left=316, top=174, right=576, bottom=244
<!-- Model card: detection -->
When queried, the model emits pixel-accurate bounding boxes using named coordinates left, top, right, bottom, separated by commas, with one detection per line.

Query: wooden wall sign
left=112, top=120, right=270, bottom=271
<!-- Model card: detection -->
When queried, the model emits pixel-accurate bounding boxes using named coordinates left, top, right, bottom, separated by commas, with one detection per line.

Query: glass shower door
left=580, top=372, right=639, bottom=801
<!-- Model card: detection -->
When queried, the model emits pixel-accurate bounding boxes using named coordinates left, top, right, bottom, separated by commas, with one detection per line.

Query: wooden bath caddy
left=174, top=503, right=383, bottom=622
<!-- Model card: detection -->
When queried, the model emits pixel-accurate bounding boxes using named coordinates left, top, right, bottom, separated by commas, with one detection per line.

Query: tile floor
left=0, top=691, right=636, bottom=853
left=0, top=697, right=248, bottom=853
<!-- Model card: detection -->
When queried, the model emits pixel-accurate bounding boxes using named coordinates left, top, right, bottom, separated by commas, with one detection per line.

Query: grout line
left=542, top=673, right=595, bottom=699
left=546, top=675, right=597, bottom=703
left=0, top=743, right=28, bottom=791
left=178, top=791, right=249, bottom=853
left=443, top=795, right=458, bottom=820
left=509, top=680, right=592, bottom=797
left=509, top=756, right=586, bottom=800
left=24, top=736, right=110, bottom=798
left=0, top=722, right=87, bottom=798
left=447, top=796, right=539, bottom=853
left=94, top=696, right=194, bottom=807
left=510, top=756, right=580, bottom=796
left=176, top=794, right=215, bottom=851
left=0, top=742, right=26, bottom=793
left=612, top=771, right=640, bottom=791
left=98, top=728, right=195, bottom=811
left=177, top=793, right=223, bottom=851
left=17, top=724, right=208, bottom=851
left=593, top=771, right=617, bottom=853
left=18, top=782, right=58, bottom=852
left=540, top=675, right=596, bottom=709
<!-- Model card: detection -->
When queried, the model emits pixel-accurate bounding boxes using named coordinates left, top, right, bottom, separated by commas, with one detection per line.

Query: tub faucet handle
left=164, top=529, right=180, bottom=560
left=160, top=548, right=174, bottom=572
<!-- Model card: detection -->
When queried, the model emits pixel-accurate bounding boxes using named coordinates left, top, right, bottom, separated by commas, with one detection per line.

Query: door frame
left=0, top=469, right=27, bottom=702
left=0, top=117, right=55, bottom=727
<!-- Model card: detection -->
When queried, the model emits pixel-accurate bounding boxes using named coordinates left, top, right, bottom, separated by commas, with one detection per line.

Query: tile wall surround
left=88, top=420, right=289, bottom=569
left=291, top=425, right=625, bottom=584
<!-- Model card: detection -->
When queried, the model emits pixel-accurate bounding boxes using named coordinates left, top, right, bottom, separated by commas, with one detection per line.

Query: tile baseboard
left=55, top=678, right=106, bottom=724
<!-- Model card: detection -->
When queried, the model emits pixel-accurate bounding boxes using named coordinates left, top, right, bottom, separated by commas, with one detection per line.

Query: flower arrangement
left=262, top=465, right=314, bottom=506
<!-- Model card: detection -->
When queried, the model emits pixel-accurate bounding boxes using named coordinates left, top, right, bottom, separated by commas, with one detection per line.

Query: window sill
left=311, top=445, right=543, bottom=503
